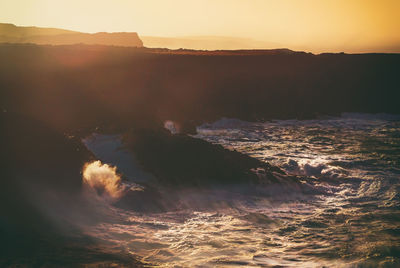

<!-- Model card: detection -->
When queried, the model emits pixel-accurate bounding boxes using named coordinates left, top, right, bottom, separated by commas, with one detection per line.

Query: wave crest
left=83, top=160, right=125, bottom=201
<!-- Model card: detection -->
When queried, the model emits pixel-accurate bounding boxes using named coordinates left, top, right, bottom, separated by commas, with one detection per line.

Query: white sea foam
left=81, top=114, right=400, bottom=267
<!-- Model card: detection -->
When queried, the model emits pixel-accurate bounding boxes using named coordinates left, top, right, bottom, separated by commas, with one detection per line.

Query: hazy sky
left=1, top=0, right=399, bottom=52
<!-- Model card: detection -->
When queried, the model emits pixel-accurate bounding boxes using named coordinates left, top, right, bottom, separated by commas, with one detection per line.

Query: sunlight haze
left=1, top=0, right=399, bottom=52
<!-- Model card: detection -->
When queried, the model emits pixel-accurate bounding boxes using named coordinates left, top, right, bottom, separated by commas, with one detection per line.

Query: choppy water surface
left=85, top=113, right=400, bottom=267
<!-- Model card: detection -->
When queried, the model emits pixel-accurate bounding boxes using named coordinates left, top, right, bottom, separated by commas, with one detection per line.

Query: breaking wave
left=83, top=160, right=125, bottom=201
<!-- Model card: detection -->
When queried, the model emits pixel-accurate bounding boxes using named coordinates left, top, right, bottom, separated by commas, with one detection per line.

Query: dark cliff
left=0, top=23, right=143, bottom=47
left=0, top=44, right=398, bottom=134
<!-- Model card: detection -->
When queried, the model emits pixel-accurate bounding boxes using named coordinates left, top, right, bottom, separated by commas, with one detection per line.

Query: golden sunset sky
left=1, top=0, right=399, bottom=53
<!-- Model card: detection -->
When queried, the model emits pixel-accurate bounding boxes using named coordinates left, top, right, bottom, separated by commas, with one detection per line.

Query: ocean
left=82, top=113, right=400, bottom=267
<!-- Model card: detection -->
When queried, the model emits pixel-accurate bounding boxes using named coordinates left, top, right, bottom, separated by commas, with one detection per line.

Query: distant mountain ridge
left=141, top=35, right=281, bottom=50
left=0, top=23, right=143, bottom=47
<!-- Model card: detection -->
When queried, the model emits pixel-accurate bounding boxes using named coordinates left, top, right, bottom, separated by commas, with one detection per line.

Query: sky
left=1, top=0, right=399, bottom=53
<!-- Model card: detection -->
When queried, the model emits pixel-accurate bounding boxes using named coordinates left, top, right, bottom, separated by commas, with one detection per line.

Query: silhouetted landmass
left=0, top=23, right=143, bottom=47
left=1, top=43, right=398, bottom=135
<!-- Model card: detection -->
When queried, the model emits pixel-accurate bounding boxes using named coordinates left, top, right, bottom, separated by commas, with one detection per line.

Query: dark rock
left=122, top=128, right=283, bottom=187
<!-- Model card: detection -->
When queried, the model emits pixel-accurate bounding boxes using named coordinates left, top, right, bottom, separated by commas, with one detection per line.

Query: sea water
left=83, top=113, right=400, bottom=267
